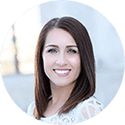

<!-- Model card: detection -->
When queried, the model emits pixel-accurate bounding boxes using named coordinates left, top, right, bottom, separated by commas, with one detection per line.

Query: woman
left=27, top=16, right=103, bottom=125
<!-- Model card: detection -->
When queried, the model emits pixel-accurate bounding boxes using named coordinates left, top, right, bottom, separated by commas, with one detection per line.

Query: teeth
left=54, top=69, right=70, bottom=74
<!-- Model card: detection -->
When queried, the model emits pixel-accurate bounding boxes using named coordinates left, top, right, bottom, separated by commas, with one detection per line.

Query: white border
left=0, top=0, right=125, bottom=125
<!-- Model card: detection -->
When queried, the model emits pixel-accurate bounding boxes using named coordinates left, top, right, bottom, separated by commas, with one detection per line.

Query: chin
left=52, top=80, right=74, bottom=87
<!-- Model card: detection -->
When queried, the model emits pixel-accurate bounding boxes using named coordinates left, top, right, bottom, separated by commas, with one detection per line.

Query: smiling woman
left=27, top=16, right=103, bottom=125
left=42, top=28, right=81, bottom=87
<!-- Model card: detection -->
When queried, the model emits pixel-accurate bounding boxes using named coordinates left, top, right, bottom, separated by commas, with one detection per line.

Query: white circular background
left=0, top=0, right=125, bottom=125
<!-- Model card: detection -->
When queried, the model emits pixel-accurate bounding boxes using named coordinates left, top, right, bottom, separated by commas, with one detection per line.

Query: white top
left=27, top=96, right=103, bottom=125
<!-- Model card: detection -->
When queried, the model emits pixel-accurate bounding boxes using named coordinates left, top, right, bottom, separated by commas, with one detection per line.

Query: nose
left=55, top=53, right=67, bottom=66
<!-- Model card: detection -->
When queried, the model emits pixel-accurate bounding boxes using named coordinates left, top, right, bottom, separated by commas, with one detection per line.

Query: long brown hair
left=34, top=16, right=95, bottom=119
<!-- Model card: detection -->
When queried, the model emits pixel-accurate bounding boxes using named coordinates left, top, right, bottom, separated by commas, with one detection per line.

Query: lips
left=53, top=69, right=71, bottom=77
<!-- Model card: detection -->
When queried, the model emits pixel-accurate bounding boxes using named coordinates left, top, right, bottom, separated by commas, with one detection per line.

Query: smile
left=53, top=69, right=71, bottom=77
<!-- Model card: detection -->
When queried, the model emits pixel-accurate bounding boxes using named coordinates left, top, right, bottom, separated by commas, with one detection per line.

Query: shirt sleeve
left=79, top=96, right=103, bottom=120
left=27, top=101, right=35, bottom=116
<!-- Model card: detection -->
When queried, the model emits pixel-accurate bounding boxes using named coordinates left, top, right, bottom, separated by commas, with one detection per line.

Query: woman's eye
left=67, top=49, right=78, bottom=54
left=47, top=48, right=57, bottom=53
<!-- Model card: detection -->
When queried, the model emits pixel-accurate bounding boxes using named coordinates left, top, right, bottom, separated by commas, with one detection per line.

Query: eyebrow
left=45, top=44, right=78, bottom=48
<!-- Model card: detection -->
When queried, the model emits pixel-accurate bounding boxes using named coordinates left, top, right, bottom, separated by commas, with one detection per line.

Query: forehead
left=45, top=28, right=76, bottom=46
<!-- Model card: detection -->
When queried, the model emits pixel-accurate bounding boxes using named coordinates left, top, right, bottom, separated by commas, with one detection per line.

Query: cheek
left=75, top=61, right=81, bottom=75
left=70, top=56, right=81, bottom=74
left=43, top=55, right=54, bottom=73
left=71, top=56, right=80, bottom=68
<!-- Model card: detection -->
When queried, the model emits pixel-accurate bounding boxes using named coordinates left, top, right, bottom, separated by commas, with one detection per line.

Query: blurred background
left=0, top=1, right=124, bottom=113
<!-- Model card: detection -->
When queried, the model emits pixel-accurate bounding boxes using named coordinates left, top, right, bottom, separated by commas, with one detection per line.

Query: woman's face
left=42, top=28, right=81, bottom=87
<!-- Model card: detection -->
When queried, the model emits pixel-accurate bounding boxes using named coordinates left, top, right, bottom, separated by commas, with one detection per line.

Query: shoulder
left=76, top=96, right=103, bottom=120
left=83, top=96, right=103, bottom=109
left=27, top=101, right=35, bottom=116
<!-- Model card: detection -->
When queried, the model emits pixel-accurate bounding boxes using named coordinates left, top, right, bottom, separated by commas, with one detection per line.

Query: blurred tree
left=12, top=24, right=20, bottom=74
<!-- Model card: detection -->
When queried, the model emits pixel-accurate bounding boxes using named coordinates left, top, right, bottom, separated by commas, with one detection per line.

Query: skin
left=42, top=28, right=81, bottom=116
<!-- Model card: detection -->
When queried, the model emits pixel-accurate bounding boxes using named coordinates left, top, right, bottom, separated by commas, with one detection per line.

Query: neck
left=50, top=82, right=75, bottom=105
left=43, top=82, right=75, bottom=117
